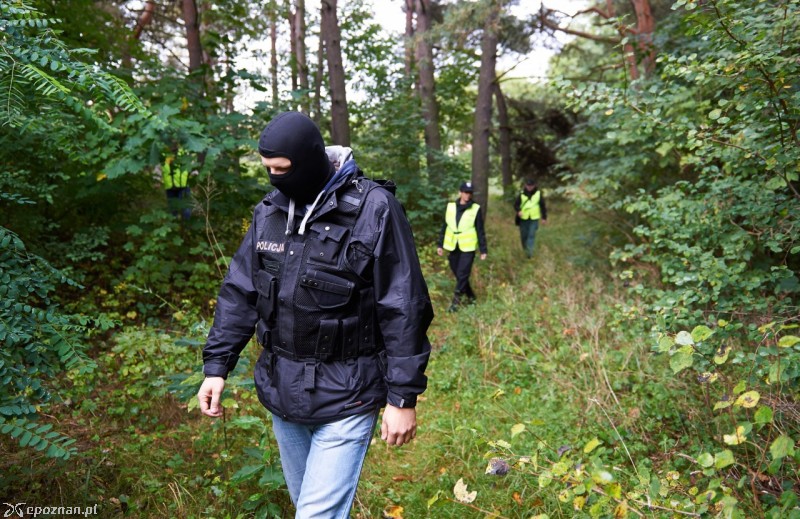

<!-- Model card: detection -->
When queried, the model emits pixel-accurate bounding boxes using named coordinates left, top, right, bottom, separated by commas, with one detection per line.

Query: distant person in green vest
left=514, top=178, right=547, bottom=259
left=437, top=181, right=488, bottom=312
left=161, top=149, right=194, bottom=220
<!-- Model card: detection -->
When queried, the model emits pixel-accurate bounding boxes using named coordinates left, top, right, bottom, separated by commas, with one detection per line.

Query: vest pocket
left=255, top=269, right=278, bottom=322
left=307, top=222, right=349, bottom=265
left=299, top=269, right=354, bottom=309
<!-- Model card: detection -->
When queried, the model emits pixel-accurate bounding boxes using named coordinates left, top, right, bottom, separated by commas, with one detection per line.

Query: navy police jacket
left=203, top=160, right=433, bottom=424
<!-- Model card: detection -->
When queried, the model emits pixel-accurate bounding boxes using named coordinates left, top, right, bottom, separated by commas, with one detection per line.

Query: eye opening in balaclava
left=258, top=111, right=334, bottom=204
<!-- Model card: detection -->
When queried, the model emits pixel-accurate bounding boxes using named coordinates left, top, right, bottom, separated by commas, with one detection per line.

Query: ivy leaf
left=670, top=346, right=694, bottom=373
left=734, top=391, right=760, bottom=408
left=770, top=435, right=795, bottom=460
left=453, top=478, right=477, bottom=503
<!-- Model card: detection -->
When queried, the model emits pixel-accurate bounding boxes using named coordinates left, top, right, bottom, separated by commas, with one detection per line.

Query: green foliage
left=0, top=224, right=113, bottom=459
left=0, top=0, right=147, bottom=128
left=556, top=0, right=800, bottom=328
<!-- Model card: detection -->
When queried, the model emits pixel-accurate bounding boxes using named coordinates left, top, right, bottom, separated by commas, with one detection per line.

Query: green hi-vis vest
left=443, top=202, right=480, bottom=252
left=519, top=191, right=541, bottom=220
left=163, top=161, right=189, bottom=190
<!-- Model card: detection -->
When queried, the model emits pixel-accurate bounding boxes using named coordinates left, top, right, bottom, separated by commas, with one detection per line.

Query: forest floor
left=2, top=198, right=695, bottom=518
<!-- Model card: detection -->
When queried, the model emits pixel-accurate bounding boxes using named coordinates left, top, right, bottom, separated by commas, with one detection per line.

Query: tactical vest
left=252, top=178, right=384, bottom=362
left=442, top=202, right=479, bottom=252
left=519, top=191, right=541, bottom=220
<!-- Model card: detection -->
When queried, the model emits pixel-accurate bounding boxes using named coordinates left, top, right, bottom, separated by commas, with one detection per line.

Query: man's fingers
left=198, top=377, right=225, bottom=417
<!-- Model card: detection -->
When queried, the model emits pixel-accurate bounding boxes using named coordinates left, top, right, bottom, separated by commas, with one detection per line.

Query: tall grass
left=356, top=198, right=694, bottom=518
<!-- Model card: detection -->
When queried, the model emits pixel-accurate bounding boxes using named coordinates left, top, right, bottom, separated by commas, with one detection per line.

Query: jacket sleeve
left=203, top=225, right=259, bottom=378
left=513, top=194, right=521, bottom=212
left=476, top=208, right=488, bottom=254
left=539, top=192, right=548, bottom=220
left=371, top=193, right=434, bottom=408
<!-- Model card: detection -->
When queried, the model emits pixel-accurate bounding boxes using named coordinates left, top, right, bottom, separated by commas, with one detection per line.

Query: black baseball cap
left=460, top=181, right=474, bottom=193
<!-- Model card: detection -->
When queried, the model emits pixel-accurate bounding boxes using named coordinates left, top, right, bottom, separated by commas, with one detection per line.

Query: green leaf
left=691, top=325, right=714, bottom=342
left=754, top=407, right=773, bottom=424
left=538, top=470, right=553, bottom=488
left=584, top=437, right=602, bottom=454
left=510, top=423, right=525, bottom=438
left=770, top=435, right=795, bottom=460
left=230, top=464, right=263, bottom=483
left=715, top=450, right=735, bottom=469
left=670, top=346, right=694, bottom=373
left=708, top=109, right=722, bottom=120
left=778, top=335, right=800, bottom=348
left=697, top=452, right=714, bottom=468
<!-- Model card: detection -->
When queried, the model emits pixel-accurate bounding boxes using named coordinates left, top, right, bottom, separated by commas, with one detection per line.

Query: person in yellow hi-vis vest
left=437, top=181, right=488, bottom=312
left=161, top=149, right=193, bottom=220
left=514, top=178, right=547, bottom=258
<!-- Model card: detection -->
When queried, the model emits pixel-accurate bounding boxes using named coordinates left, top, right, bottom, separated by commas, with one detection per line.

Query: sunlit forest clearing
left=1, top=0, right=798, bottom=517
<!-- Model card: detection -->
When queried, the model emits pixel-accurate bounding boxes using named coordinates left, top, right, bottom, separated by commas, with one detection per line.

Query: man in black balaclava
left=198, top=112, right=434, bottom=517
left=257, top=111, right=335, bottom=204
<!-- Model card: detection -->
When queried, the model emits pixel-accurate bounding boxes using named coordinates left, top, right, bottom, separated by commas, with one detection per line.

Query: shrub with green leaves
left=0, top=224, right=116, bottom=459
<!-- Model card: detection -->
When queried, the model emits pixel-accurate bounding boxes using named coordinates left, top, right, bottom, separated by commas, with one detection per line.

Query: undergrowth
left=1, top=199, right=797, bottom=518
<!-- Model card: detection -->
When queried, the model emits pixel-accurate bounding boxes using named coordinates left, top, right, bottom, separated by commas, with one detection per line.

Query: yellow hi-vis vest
left=163, top=161, right=189, bottom=190
left=443, top=202, right=480, bottom=252
left=519, top=190, right=541, bottom=220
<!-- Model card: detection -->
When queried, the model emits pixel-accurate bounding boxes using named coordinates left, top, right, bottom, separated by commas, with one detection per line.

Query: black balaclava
left=258, top=111, right=334, bottom=204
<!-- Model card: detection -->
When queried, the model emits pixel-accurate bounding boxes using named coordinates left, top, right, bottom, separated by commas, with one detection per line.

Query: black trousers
left=448, top=249, right=476, bottom=299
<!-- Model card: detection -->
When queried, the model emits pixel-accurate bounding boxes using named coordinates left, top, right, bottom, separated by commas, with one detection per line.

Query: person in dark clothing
left=514, top=178, right=547, bottom=258
left=197, top=112, right=433, bottom=518
left=437, top=181, right=488, bottom=312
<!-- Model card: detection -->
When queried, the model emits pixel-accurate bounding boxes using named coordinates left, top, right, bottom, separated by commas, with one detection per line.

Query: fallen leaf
left=453, top=478, right=477, bottom=504
left=512, top=492, right=522, bottom=505
left=382, top=505, right=404, bottom=519
left=391, top=475, right=413, bottom=482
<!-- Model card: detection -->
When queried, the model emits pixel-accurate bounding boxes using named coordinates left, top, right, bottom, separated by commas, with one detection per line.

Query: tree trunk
left=414, top=0, right=442, bottom=176
left=631, top=0, right=656, bottom=76
left=321, top=0, right=350, bottom=145
left=404, top=0, right=415, bottom=77
left=312, top=32, right=325, bottom=124
left=181, top=0, right=204, bottom=73
left=286, top=0, right=298, bottom=96
left=294, top=0, right=310, bottom=113
left=471, top=1, right=500, bottom=216
left=270, top=5, right=279, bottom=106
left=123, top=0, right=156, bottom=69
left=493, top=82, right=512, bottom=192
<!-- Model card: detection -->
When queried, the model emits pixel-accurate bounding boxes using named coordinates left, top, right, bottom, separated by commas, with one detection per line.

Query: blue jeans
left=271, top=410, right=380, bottom=518
left=519, top=219, right=539, bottom=258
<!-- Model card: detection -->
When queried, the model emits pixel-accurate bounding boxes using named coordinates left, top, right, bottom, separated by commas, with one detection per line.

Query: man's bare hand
left=198, top=376, right=225, bottom=417
left=381, top=405, right=417, bottom=446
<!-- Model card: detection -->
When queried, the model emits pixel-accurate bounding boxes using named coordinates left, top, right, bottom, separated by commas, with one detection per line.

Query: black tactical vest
left=252, top=177, right=384, bottom=361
